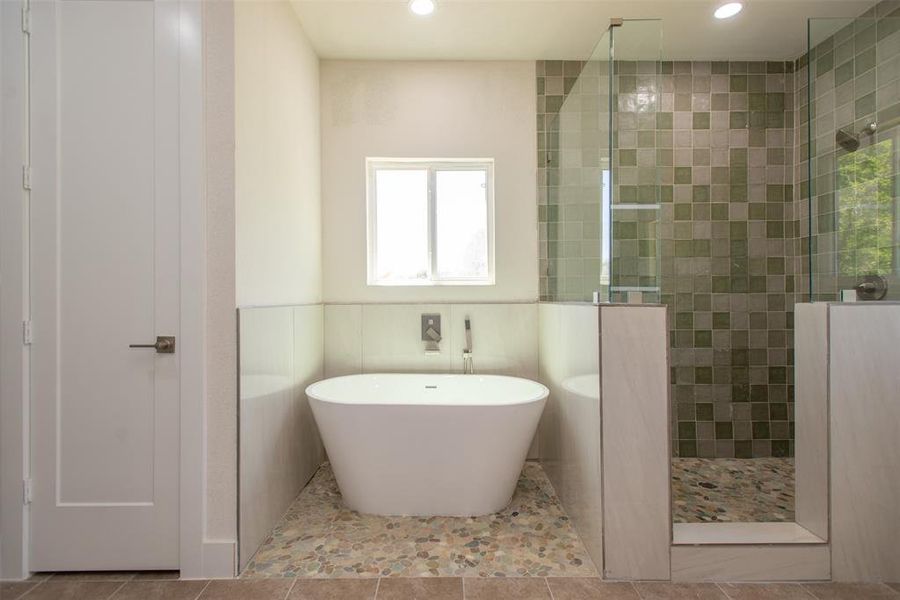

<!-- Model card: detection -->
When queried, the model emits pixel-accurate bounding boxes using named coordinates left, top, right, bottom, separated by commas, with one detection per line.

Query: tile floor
left=9, top=459, right=895, bottom=599
left=242, top=462, right=597, bottom=578
left=3, top=575, right=900, bottom=600
left=672, top=457, right=795, bottom=523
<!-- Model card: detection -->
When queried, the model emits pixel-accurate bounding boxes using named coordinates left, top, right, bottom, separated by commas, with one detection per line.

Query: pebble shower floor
left=672, top=457, right=795, bottom=523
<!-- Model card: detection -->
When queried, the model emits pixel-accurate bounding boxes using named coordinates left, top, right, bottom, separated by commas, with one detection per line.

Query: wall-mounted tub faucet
left=462, top=317, right=475, bottom=374
left=421, top=314, right=442, bottom=353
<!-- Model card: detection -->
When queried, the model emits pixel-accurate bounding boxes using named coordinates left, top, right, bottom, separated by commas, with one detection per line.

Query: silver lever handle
left=129, top=335, right=175, bottom=354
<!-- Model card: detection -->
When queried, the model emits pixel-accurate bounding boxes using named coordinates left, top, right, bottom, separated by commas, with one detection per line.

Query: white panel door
left=30, top=0, right=180, bottom=570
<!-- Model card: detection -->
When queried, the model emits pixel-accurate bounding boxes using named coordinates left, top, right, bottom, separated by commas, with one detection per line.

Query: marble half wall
left=827, top=303, right=900, bottom=582
left=599, top=305, right=670, bottom=581
left=794, top=303, right=829, bottom=541
left=538, top=303, right=603, bottom=573
left=537, top=303, right=670, bottom=580
left=238, top=304, right=325, bottom=570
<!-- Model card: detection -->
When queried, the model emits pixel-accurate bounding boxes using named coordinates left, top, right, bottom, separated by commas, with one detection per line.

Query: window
left=836, top=139, right=898, bottom=277
left=367, top=159, right=494, bottom=286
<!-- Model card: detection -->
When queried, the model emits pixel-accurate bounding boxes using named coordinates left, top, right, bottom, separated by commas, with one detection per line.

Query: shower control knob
left=854, top=275, right=887, bottom=301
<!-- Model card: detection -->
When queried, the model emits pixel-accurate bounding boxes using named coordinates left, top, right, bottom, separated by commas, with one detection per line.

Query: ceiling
left=288, top=0, right=874, bottom=61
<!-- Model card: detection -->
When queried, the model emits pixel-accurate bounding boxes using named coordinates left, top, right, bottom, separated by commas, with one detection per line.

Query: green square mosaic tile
left=538, top=53, right=814, bottom=458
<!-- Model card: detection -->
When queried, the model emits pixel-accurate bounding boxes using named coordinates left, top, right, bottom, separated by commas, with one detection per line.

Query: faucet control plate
left=421, top=314, right=442, bottom=341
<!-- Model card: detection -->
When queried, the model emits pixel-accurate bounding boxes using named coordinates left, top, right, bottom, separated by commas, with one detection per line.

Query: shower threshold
left=673, top=522, right=826, bottom=545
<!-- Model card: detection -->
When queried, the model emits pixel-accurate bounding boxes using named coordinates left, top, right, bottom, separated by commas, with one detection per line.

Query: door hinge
left=23, top=479, right=32, bottom=505
left=22, top=165, right=31, bottom=190
left=22, top=320, right=32, bottom=345
left=21, top=5, right=31, bottom=34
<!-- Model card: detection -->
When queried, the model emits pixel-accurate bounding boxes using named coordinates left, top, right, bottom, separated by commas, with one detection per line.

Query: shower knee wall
left=538, top=303, right=670, bottom=580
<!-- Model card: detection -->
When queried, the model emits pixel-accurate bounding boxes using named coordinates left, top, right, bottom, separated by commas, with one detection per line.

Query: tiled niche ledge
left=673, top=522, right=825, bottom=545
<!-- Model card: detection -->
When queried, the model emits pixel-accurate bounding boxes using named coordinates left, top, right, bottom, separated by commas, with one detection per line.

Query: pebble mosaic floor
left=242, top=462, right=598, bottom=579
left=672, top=457, right=795, bottom=523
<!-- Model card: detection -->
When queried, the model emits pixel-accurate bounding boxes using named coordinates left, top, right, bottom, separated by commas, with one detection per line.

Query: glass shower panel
left=609, top=20, right=664, bottom=304
left=808, top=6, right=900, bottom=301
left=542, top=19, right=663, bottom=303
left=545, top=30, right=612, bottom=302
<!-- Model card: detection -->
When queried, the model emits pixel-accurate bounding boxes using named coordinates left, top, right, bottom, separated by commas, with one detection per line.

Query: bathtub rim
left=306, top=373, right=549, bottom=407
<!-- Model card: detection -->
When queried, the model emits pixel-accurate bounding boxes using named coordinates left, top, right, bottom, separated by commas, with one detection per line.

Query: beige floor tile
left=718, top=583, right=815, bottom=599
left=110, top=580, right=208, bottom=600
left=375, top=578, right=461, bottom=600
left=634, top=581, right=728, bottom=599
left=47, top=572, right=135, bottom=582
left=802, top=583, right=900, bottom=599
left=548, top=577, right=639, bottom=599
left=1, top=581, right=40, bottom=600
left=464, top=577, right=550, bottom=600
left=16, top=581, right=124, bottom=600
left=290, top=579, right=377, bottom=600
left=199, top=579, right=294, bottom=600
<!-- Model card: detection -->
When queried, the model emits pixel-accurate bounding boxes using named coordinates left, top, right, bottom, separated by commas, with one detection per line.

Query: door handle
left=129, top=336, right=175, bottom=354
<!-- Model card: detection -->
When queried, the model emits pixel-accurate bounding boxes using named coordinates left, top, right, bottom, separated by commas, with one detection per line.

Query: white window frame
left=366, top=158, right=496, bottom=286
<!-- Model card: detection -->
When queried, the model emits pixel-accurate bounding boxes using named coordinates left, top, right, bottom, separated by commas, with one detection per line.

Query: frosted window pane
left=375, top=169, right=428, bottom=282
left=435, top=170, right=488, bottom=279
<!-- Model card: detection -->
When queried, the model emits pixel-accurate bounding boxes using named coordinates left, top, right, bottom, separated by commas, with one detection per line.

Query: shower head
left=836, top=128, right=860, bottom=152
left=836, top=122, right=877, bottom=153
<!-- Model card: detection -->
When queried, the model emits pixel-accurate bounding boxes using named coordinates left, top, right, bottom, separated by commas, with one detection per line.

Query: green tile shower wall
left=798, top=0, right=900, bottom=302
left=538, top=59, right=797, bottom=459
left=537, top=1, right=899, bottom=458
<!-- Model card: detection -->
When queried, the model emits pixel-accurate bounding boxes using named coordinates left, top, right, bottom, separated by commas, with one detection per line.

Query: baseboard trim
left=200, top=540, right=237, bottom=579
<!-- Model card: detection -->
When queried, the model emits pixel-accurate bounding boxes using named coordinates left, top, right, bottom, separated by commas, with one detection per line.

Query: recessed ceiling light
left=409, top=0, right=435, bottom=16
left=714, top=1, right=743, bottom=19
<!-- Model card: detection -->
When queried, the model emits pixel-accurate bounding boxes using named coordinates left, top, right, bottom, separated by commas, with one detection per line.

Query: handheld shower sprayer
left=463, top=317, right=474, bottom=374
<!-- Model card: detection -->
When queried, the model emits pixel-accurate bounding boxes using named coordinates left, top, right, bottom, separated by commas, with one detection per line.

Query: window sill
left=367, top=279, right=496, bottom=287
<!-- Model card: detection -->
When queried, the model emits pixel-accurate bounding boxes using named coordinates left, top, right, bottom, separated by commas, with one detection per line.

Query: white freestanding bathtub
left=306, top=373, right=548, bottom=517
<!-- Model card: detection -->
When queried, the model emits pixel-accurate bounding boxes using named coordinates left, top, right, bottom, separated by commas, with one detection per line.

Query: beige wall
left=203, top=0, right=324, bottom=570
left=235, top=0, right=322, bottom=306
left=320, top=60, right=538, bottom=303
